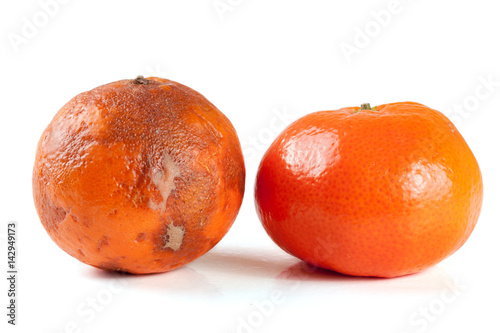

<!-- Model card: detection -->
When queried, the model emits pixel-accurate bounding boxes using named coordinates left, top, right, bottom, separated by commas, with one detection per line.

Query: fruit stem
left=133, top=75, right=148, bottom=85
left=359, top=103, right=371, bottom=110
left=354, top=103, right=377, bottom=113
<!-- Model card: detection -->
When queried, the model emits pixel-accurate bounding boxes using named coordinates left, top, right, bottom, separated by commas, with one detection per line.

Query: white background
left=1, top=0, right=500, bottom=332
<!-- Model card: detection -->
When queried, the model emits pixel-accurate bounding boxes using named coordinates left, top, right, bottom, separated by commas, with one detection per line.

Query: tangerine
left=255, top=102, right=482, bottom=278
left=33, top=76, right=245, bottom=274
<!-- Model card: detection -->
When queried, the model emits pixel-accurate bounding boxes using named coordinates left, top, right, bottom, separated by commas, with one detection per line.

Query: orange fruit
left=255, top=102, right=482, bottom=278
left=33, top=76, right=245, bottom=274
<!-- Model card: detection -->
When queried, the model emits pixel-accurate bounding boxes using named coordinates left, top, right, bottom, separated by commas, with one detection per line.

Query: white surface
left=1, top=0, right=500, bottom=332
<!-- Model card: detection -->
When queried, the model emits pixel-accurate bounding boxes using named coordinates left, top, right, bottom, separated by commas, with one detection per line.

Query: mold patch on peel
left=148, top=152, right=181, bottom=211
left=163, top=224, right=185, bottom=251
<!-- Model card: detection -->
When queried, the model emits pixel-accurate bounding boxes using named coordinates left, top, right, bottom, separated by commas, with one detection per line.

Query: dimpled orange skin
left=33, top=77, right=245, bottom=274
left=255, top=102, right=483, bottom=278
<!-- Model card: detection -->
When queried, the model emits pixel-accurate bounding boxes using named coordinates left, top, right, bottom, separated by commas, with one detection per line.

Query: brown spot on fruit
left=97, top=236, right=109, bottom=253
left=147, top=152, right=180, bottom=211
left=98, top=261, right=130, bottom=274
left=135, top=233, right=146, bottom=242
left=162, top=224, right=185, bottom=252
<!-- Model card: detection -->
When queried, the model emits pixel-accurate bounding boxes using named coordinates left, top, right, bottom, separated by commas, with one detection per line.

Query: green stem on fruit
left=355, top=103, right=377, bottom=113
